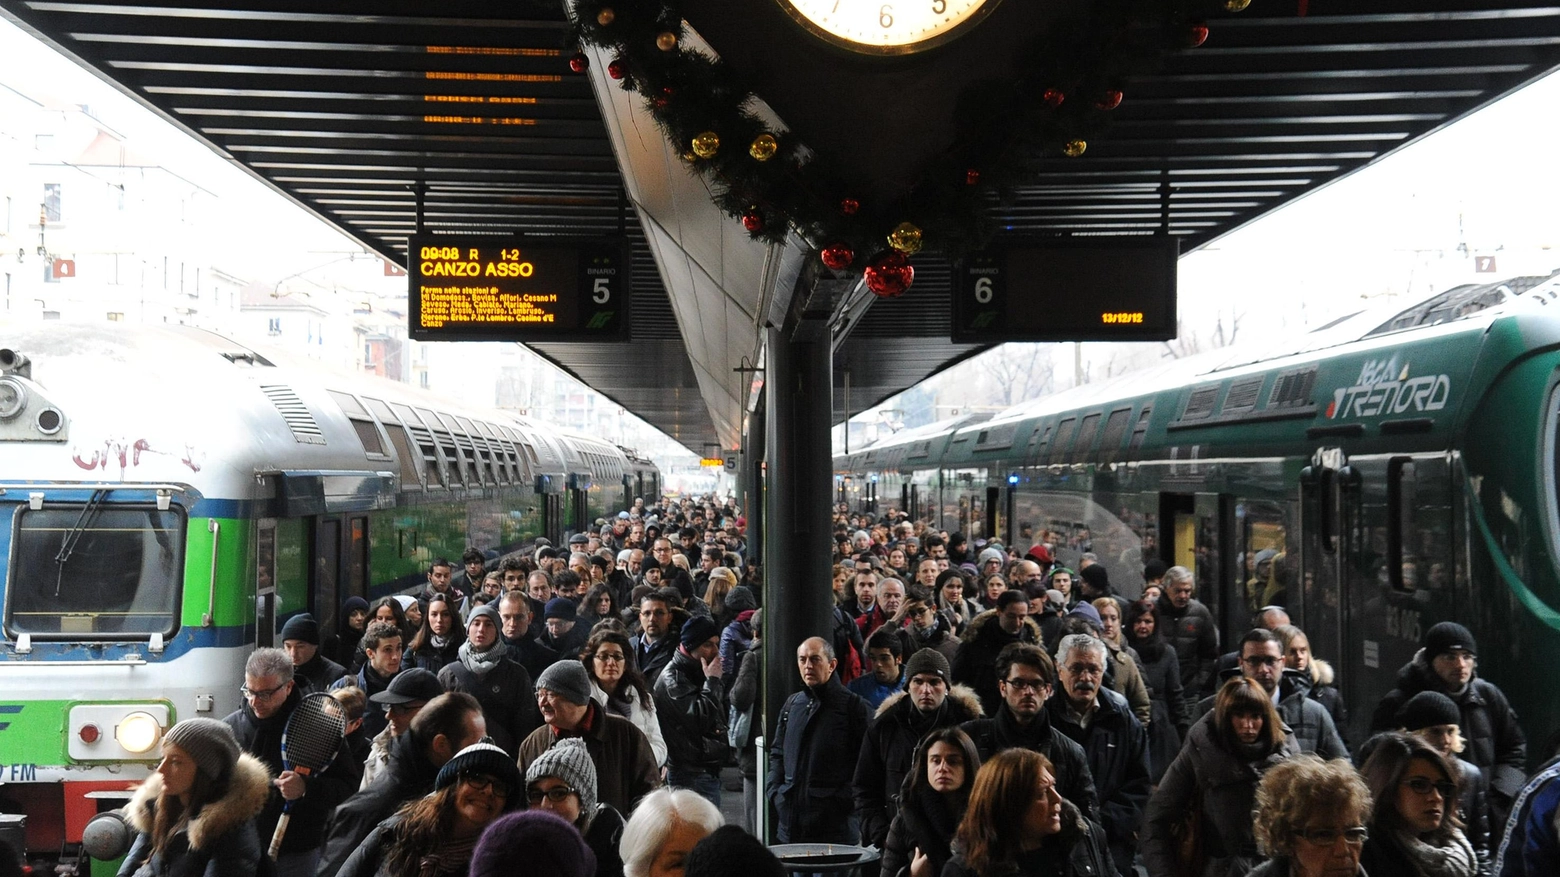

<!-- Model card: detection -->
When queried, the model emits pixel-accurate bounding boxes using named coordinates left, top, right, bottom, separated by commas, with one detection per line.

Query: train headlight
left=115, top=712, right=163, bottom=754
left=0, top=376, right=25, bottom=419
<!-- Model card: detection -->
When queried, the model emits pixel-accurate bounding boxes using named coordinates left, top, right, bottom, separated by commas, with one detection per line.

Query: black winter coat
left=653, top=647, right=728, bottom=774
left=632, top=632, right=678, bottom=685
left=117, top=754, right=270, bottom=877
left=1155, top=595, right=1219, bottom=713
left=221, top=689, right=360, bottom=856
left=853, top=685, right=984, bottom=848
left=960, top=706, right=1099, bottom=819
left=438, top=654, right=542, bottom=757
left=294, top=652, right=348, bottom=693
left=1195, top=669, right=1347, bottom=761
left=316, top=729, right=440, bottom=877
left=1045, top=688, right=1151, bottom=877
left=1128, top=635, right=1185, bottom=782
left=503, top=633, right=559, bottom=681
left=1370, top=651, right=1527, bottom=801
left=329, top=665, right=397, bottom=738
left=941, top=801, right=1117, bottom=877
left=404, top=637, right=461, bottom=674
left=882, top=781, right=966, bottom=877
left=951, top=610, right=1044, bottom=716
left=768, top=677, right=872, bottom=843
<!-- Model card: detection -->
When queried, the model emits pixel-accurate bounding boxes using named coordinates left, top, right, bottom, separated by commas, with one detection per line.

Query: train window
left=1097, top=408, right=1131, bottom=464
left=1049, top=418, right=1076, bottom=465
left=384, top=425, right=422, bottom=487
left=1237, top=500, right=1292, bottom=614
left=1387, top=458, right=1418, bottom=591
left=1129, top=405, right=1153, bottom=451
left=1033, top=423, right=1053, bottom=465
left=1070, top=414, right=1100, bottom=463
left=5, top=504, right=185, bottom=639
left=349, top=420, right=385, bottom=457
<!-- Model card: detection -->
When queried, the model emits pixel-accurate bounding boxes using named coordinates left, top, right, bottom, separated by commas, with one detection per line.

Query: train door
left=984, top=485, right=1002, bottom=546
left=256, top=519, right=277, bottom=648
left=311, top=517, right=344, bottom=637
left=1298, top=448, right=1356, bottom=725
left=1158, top=492, right=1236, bottom=640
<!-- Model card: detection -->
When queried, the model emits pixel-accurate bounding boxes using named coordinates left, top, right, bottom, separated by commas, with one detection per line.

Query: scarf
left=458, top=640, right=504, bottom=677
left=430, top=633, right=450, bottom=651
left=911, top=782, right=966, bottom=842
left=417, top=832, right=482, bottom=877
left=1396, top=829, right=1478, bottom=877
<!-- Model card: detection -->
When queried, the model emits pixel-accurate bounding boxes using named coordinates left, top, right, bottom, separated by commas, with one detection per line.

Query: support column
left=743, top=401, right=765, bottom=569
left=760, top=323, right=835, bottom=840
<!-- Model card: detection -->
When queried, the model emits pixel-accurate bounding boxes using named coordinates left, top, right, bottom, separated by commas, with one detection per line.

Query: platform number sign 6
left=957, top=254, right=1004, bottom=334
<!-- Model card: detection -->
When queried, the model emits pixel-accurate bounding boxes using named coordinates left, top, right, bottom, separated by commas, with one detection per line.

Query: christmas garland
left=567, top=0, right=1257, bottom=296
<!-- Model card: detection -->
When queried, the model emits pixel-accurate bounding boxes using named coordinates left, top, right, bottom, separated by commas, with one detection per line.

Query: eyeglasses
left=239, top=683, right=288, bottom=700
left=594, top=652, right=627, bottom=664
left=461, top=772, right=513, bottom=798
left=527, top=785, right=580, bottom=804
left=1402, top=777, right=1457, bottom=798
left=1294, top=827, right=1369, bottom=847
left=1003, top=678, right=1046, bottom=691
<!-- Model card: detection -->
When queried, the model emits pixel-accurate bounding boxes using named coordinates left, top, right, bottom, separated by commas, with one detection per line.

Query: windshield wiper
left=54, top=488, right=107, bottom=597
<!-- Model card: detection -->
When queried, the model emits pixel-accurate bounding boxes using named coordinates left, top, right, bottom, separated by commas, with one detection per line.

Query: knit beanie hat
left=467, top=604, right=501, bottom=631
left=977, top=547, right=1005, bottom=567
left=686, top=826, right=784, bottom=877
left=724, top=586, right=758, bottom=613
left=1027, top=543, right=1054, bottom=565
left=545, top=598, right=578, bottom=622
left=1068, top=602, right=1103, bottom=631
left=903, top=648, right=951, bottom=686
left=162, top=718, right=241, bottom=781
left=1080, top=564, right=1111, bottom=594
left=1396, top=691, right=1463, bottom=731
left=279, top=613, right=321, bottom=645
left=435, top=742, right=523, bottom=802
left=526, top=738, right=598, bottom=818
left=470, top=810, right=596, bottom=877
left=394, top=595, right=417, bottom=612
left=680, top=616, right=722, bottom=651
left=536, top=660, right=593, bottom=706
left=1424, top=621, right=1477, bottom=658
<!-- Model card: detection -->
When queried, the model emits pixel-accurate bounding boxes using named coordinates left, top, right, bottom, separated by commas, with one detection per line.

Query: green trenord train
left=835, top=272, right=1560, bottom=759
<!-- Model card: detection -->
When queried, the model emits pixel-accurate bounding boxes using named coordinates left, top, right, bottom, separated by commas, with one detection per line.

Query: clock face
left=778, top=0, right=1001, bottom=54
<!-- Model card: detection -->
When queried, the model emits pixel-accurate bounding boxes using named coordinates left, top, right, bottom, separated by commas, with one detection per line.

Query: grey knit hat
left=161, top=718, right=241, bottom=780
left=535, top=660, right=593, bottom=706
left=903, top=648, right=950, bottom=686
left=526, top=737, right=598, bottom=820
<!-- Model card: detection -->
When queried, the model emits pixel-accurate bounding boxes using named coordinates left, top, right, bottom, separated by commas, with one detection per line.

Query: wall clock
left=775, top=0, right=1003, bottom=54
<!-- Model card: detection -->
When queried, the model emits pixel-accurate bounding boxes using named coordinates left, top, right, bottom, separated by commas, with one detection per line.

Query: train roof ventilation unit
left=1222, top=377, right=1265, bottom=414
left=260, top=384, right=327, bottom=445
left=1269, top=368, right=1318, bottom=410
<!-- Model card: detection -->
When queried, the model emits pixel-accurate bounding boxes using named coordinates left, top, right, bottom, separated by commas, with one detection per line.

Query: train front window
left=5, top=504, right=184, bottom=638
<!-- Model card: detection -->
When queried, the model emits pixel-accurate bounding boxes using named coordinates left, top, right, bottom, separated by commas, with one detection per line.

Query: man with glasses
left=1046, top=634, right=1150, bottom=875
left=517, top=660, right=660, bottom=814
left=1198, top=629, right=1348, bottom=759
left=224, top=648, right=357, bottom=877
left=330, top=620, right=405, bottom=738
left=960, top=642, right=1098, bottom=817
left=632, top=592, right=679, bottom=683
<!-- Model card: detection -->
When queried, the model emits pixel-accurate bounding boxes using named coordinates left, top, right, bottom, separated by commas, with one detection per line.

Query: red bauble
left=607, top=58, right=628, bottom=80
left=1188, top=24, right=1209, bottom=47
left=741, top=210, right=765, bottom=234
left=569, top=52, right=589, bottom=73
left=965, top=169, right=981, bottom=186
left=840, top=198, right=861, bottom=216
left=820, top=243, right=855, bottom=271
left=864, top=251, right=914, bottom=298
left=1095, top=89, right=1124, bottom=110
left=1042, top=88, right=1065, bottom=108
left=652, top=96, right=668, bottom=109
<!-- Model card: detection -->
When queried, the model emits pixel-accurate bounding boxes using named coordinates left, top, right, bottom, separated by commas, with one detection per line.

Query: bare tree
left=1162, top=311, right=1243, bottom=360
left=977, top=343, right=1056, bottom=406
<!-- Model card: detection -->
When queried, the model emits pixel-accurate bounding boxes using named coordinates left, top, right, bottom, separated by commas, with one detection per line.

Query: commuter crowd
left=101, top=496, right=1560, bottom=877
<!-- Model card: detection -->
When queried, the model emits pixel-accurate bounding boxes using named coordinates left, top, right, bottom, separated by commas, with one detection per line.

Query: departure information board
left=408, top=236, right=629, bottom=342
left=952, top=238, right=1178, bottom=342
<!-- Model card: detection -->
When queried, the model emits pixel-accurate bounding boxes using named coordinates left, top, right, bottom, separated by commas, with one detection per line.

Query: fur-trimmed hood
left=874, top=683, right=985, bottom=721
left=1310, top=657, right=1335, bottom=688
left=125, top=753, right=270, bottom=850
left=959, top=608, right=1042, bottom=645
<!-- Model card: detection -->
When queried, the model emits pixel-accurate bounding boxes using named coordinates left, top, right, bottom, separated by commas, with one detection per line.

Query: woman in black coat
left=403, top=592, right=464, bottom=673
left=1358, top=732, right=1480, bottom=877
left=1125, top=599, right=1185, bottom=782
left=883, top=728, right=982, bottom=877
left=942, top=748, right=1116, bottom=877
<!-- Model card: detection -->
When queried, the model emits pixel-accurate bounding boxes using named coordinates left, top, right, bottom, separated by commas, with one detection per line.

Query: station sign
left=408, top=236, right=629, bottom=342
left=952, top=238, right=1178, bottom=342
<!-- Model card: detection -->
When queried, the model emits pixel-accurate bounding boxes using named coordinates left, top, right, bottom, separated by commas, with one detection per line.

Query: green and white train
left=0, top=322, right=654, bottom=867
left=836, top=273, right=1560, bottom=755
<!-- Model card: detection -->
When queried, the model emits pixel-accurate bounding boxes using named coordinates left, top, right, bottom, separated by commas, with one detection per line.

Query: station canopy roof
left=5, top=0, right=1558, bottom=454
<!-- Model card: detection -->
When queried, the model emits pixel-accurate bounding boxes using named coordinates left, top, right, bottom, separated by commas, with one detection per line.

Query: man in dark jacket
left=541, top=596, right=590, bottom=660
left=517, top=660, right=660, bottom=813
left=498, top=590, right=557, bottom=678
left=315, top=692, right=485, bottom=877
left=633, top=591, right=680, bottom=683
left=279, top=613, right=346, bottom=693
left=853, top=648, right=984, bottom=851
left=416, top=557, right=466, bottom=608
left=437, top=604, right=542, bottom=756
left=1156, top=565, right=1219, bottom=718
left=1372, top=622, right=1527, bottom=824
left=769, top=637, right=872, bottom=844
left=1046, top=634, right=1151, bottom=876
left=653, top=615, right=728, bottom=806
left=960, top=642, right=1098, bottom=818
left=1193, top=629, right=1348, bottom=760
left=223, top=648, right=358, bottom=877
left=329, top=620, right=404, bottom=738
left=952, top=590, right=1043, bottom=715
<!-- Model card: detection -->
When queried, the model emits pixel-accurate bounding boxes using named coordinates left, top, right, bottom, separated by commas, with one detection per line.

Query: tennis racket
left=267, top=692, right=346, bottom=859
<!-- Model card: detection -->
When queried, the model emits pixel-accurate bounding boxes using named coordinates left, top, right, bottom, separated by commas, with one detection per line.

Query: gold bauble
left=749, top=134, right=778, bottom=162
left=691, top=131, right=721, bottom=159
left=1224, top=0, right=1251, bottom=10
left=887, top=222, right=924, bottom=255
left=1063, top=139, right=1088, bottom=157
left=656, top=31, right=678, bottom=51
left=680, top=150, right=697, bottom=163
left=596, top=7, right=615, bottom=26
